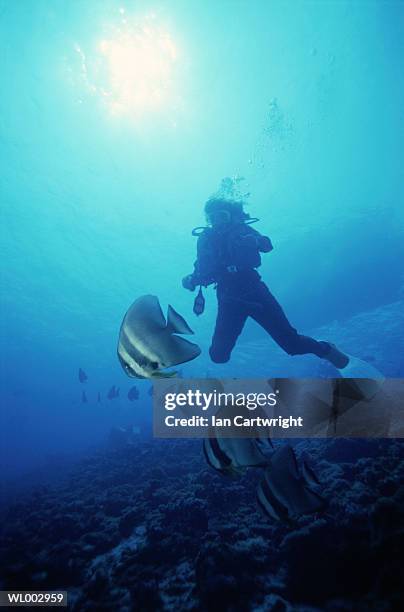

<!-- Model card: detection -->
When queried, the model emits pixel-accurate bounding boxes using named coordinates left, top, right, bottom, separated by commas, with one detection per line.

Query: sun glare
left=73, top=10, right=179, bottom=121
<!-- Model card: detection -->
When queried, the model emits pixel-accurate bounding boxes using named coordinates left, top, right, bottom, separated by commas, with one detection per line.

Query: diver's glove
left=182, top=274, right=196, bottom=291
left=258, top=236, right=273, bottom=253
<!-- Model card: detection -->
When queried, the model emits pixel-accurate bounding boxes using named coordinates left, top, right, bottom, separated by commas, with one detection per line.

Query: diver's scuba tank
left=191, top=218, right=259, bottom=236
left=193, top=286, right=205, bottom=316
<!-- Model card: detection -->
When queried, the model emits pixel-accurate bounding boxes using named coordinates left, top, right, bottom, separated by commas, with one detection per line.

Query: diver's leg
left=249, top=282, right=331, bottom=358
left=209, top=297, right=248, bottom=363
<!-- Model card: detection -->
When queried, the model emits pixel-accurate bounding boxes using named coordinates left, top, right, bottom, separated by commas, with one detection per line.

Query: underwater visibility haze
left=1, top=1, right=404, bottom=610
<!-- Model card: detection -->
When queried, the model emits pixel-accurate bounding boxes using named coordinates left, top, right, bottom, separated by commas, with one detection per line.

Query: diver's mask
left=207, top=209, right=231, bottom=227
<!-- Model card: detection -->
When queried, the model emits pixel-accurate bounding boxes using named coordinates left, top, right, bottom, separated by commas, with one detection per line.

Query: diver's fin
left=322, top=342, right=350, bottom=369
left=166, top=305, right=194, bottom=335
left=339, top=355, right=385, bottom=385
left=301, top=392, right=333, bottom=430
left=331, top=378, right=382, bottom=417
left=163, top=335, right=201, bottom=366
left=335, top=378, right=372, bottom=401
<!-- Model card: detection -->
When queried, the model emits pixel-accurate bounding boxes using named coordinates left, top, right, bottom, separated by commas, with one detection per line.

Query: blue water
left=1, top=3, right=404, bottom=609
left=1, top=0, right=403, bottom=487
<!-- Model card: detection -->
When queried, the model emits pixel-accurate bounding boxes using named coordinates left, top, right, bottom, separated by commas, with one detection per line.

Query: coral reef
left=1, top=438, right=403, bottom=611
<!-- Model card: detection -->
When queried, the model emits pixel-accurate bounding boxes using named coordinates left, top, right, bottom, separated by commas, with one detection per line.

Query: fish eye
left=150, top=361, right=159, bottom=370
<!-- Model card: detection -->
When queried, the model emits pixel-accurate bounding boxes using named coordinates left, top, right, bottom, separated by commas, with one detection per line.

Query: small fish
left=107, top=385, right=119, bottom=400
left=81, top=390, right=88, bottom=403
left=128, top=386, right=139, bottom=401
left=117, top=295, right=201, bottom=379
left=78, top=368, right=88, bottom=383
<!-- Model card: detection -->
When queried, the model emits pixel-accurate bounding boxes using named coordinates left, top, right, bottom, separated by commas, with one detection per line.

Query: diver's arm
left=182, top=267, right=215, bottom=290
left=190, top=259, right=216, bottom=287
left=182, top=274, right=197, bottom=291
left=257, top=235, right=273, bottom=253
left=241, top=226, right=273, bottom=253
left=182, top=231, right=217, bottom=290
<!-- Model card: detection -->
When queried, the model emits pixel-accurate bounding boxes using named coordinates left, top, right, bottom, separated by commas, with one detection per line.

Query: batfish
left=78, top=368, right=88, bottom=383
left=203, top=428, right=325, bottom=520
left=128, top=385, right=139, bottom=401
left=203, top=437, right=268, bottom=477
left=117, top=295, right=201, bottom=379
left=256, top=445, right=326, bottom=521
left=107, top=385, right=119, bottom=400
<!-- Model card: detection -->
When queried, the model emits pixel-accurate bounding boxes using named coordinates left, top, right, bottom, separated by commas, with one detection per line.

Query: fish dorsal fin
left=130, top=295, right=166, bottom=331
left=162, top=336, right=201, bottom=367
left=220, top=438, right=268, bottom=468
left=166, top=305, right=194, bottom=335
left=301, top=461, right=320, bottom=487
left=272, top=445, right=300, bottom=480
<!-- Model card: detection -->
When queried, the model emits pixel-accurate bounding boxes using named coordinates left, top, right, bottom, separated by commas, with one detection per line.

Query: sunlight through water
left=73, top=8, right=180, bottom=122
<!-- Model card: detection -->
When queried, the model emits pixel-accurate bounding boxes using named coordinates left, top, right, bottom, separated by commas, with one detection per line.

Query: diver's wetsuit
left=189, top=222, right=329, bottom=363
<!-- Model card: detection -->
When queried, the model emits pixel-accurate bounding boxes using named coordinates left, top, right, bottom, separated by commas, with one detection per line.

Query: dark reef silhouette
left=1, top=438, right=403, bottom=611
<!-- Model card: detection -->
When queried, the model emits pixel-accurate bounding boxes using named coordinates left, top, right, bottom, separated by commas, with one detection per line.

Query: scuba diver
left=182, top=198, right=349, bottom=369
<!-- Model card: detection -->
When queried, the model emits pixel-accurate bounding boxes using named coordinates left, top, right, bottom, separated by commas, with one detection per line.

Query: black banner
left=153, top=378, right=404, bottom=438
